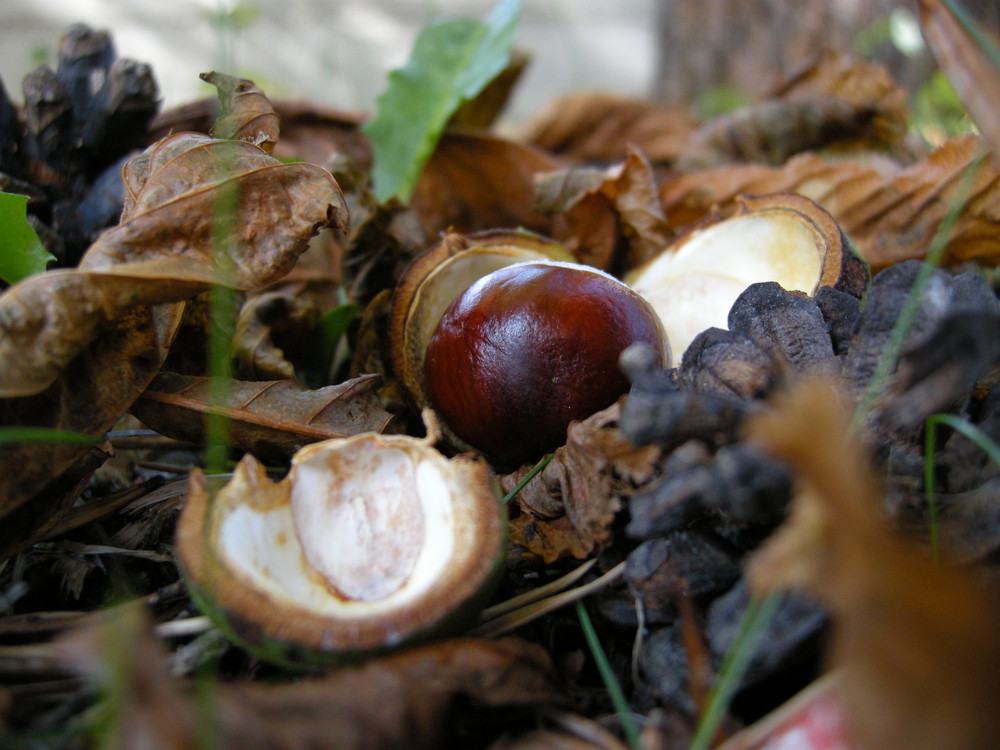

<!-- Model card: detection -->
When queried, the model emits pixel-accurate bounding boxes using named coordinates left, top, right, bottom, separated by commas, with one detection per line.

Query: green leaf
left=362, top=0, right=521, bottom=204
left=0, top=191, right=55, bottom=284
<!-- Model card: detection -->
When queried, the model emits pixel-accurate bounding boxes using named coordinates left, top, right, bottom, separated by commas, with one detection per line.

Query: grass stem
left=576, top=600, right=644, bottom=750
left=688, top=592, right=781, bottom=750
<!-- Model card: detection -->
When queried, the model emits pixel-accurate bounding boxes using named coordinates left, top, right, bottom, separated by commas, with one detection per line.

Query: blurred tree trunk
left=652, top=0, right=999, bottom=106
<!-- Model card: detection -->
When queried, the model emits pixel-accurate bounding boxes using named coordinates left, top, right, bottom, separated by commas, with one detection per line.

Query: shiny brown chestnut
left=423, top=261, right=668, bottom=465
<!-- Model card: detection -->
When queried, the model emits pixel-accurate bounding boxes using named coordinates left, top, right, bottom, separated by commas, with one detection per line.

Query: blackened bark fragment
left=640, top=623, right=696, bottom=715
left=936, top=477, right=1000, bottom=563
left=626, top=441, right=791, bottom=540
left=677, top=328, right=780, bottom=399
left=0, top=76, right=21, bottom=176
left=814, top=285, right=862, bottom=356
left=55, top=23, right=114, bottom=115
left=841, top=260, right=953, bottom=398
left=626, top=532, right=742, bottom=623
left=882, top=310, right=1000, bottom=430
left=941, top=384, right=1000, bottom=495
left=81, top=59, right=160, bottom=178
left=52, top=154, right=130, bottom=260
left=701, top=442, right=793, bottom=530
left=21, top=66, right=76, bottom=181
left=620, top=388, right=750, bottom=450
left=727, top=282, right=838, bottom=377
left=706, top=581, right=827, bottom=692
left=621, top=342, right=678, bottom=395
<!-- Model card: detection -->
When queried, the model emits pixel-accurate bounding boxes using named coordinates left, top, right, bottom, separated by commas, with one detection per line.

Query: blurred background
left=0, top=0, right=658, bottom=124
left=2, top=1, right=998, bottom=125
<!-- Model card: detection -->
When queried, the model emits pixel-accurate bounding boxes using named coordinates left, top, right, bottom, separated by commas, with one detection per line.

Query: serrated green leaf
left=0, top=191, right=55, bottom=284
left=362, top=0, right=520, bottom=204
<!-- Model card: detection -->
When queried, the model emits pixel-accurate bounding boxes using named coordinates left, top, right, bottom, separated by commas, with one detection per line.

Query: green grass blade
left=689, top=592, right=782, bottom=750
left=0, top=191, right=55, bottom=284
left=942, top=0, right=1000, bottom=69
left=501, top=452, right=554, bottom=504
left=576, top=600, right=643, bottom=750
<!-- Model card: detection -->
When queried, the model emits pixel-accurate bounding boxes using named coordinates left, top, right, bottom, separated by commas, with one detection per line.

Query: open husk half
left=626, top=192, right=868, bottom=359
left=389, top=229, right=574, bottom=449
left=176, top=432, right=505, bottom=667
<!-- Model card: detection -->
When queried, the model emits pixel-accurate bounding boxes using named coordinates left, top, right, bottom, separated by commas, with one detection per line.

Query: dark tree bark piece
left=882, top=310, right=1000, bottom=430
left=0, top=76, right=21, bottom=177
left=625, top=531, right=743, bottom=624
left=677, top=327, right=779, bottom=399
left=640, top=623, right=696, bottom=715
left=21, top=66, right=76, bottom=182
left=626, top=441, right=790, bottom=541
left=706, top=580, right=827, bottom=694
left=941, top=383, right=1000, bottom=495
left=936, top=477, right=1000, bottom=563
left=841, top=260, right=955, bottom=398
left=728, top=282, right=838, bottom=377
left=55, top=23, right=114, bottom=115
left=81, top=59, right=160, bottom=178
left=814, top=285, right=862, bottom=356
left=620, top=387, right=750, bottom=451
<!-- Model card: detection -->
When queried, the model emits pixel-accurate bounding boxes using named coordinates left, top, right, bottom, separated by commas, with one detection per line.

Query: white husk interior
left=628, top=213, right=823, bottom=360
left=214, top=441, right=457, bottom=620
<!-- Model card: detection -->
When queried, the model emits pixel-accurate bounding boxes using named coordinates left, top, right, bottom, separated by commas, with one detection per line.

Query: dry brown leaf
left=200, top=71, right=281, bottom=153
left=150, top=97, right=372, bottom=171
left=0, top=133, right=346, bottom=399
left=131, top=372, right=401, bottom=462
left=523, top=91, right=696, bottom=164
left=58, top=603, right=571, bottom=750
left=676, top=96, right=885, bottom=172
left=409, top=128, right=559, bottom=238
left=230, top=291, right=321, bottom=381
left=746, top=379, right=1000, bottom=750
left=769, top=49, right=910, bottom=147
left=676, top=51, right=910, bottom=171
left=919, top=0, right=1000, bottom=156
left=659, top=135, right=1000, bottom=269
left=536, top=148, right=674, bottom=271
left=0, top=129, right=346, bottom=536
left=503, top=402, right=661, bottom=563
left=508, top=514, right=597, bottom=566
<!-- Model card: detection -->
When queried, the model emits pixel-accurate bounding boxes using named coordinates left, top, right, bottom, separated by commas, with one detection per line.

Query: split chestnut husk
left=626, top=192, right=868, bottom=360
left=175, top=431, right=505, bottom=668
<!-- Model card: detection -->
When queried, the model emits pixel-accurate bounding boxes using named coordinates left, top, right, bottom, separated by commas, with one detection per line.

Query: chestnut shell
left=423, top=261, right=667, bottom=465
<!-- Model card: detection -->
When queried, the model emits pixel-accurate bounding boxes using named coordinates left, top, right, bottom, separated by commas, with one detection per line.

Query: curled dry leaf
left=409, top=128, right=559, bottom=238
left=131, top=372, right=401, bottom=462
left=523, top=91, right=696, bottom=163
left=230, top=291, right=321, bottom=381
left=675, top=50, right=910, bottom=171
left=57, top=603, right=570, bottom=750
left=768, top=49, right=910, bottom=149
left=0, top=130, right=347, bottom=531
left=746, top=379, right=1000, bottom=750
left=200, top=71, right=281, bottom=153
left=503, top=402, right=661, bottom=564
left=536, top=147, right=674, bottom=271
left=660, top=134, right=1000, bottom=269
left=919, top=0, right=1000, bottom=156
